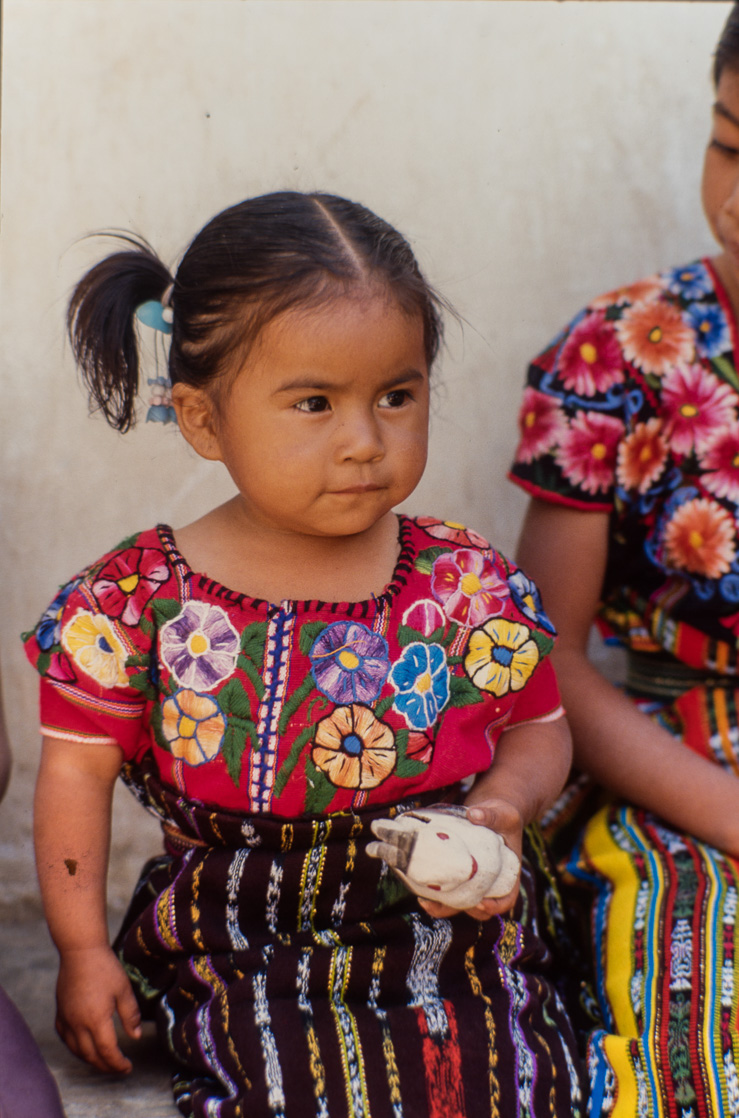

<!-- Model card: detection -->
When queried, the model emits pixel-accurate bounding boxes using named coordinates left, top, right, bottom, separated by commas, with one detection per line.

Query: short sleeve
left=505, top=657, right=564, bottom=728
left=22, top=538, right=170, bottom=760
left=508, top=304, right=629, bottom=511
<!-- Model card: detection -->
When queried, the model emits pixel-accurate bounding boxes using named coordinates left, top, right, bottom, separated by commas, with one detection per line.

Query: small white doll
left=366, top=804, right=520, bottom=910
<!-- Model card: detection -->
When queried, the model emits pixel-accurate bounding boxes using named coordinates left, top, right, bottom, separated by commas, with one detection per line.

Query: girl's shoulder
left=404, top=515, right=556, bottom=638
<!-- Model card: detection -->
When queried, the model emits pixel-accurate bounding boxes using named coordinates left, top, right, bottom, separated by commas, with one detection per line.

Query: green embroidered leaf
left=374, top=695, right=395, bottom=720
left=222, top=724, right=246, bottom=786
left=298, top=620, right=328, bottom=657
left=278, top=674, right=316, bottom=735
left=150, top=599, right=184, bottom=627
left=150, top=703, right=168, bottom=752
left=396, top=623, right=451, bottom=649
left=604, top=304, right=623, bottom=321
left=273, top=724, right=315, bottom=798
left=306, top=694, right=330, bottom=723
left=117, top=532, right=143, bottom=551
left=712, top=354, right=739, bottom=393
left=531, top=630, right=555, bottom=659
left=36, top=651, right=51, bottom=676
left=219, top=678, right=256, bottom=721
left=138, top=614, right=155, bottom=638
left=241, top=622, right=268, bottom=672
left=236, top=655, right=265, bottom=701
left=448, top=674, right=485, bottom=707
left=414, top=546, right=449, bottom=576
left=394, top=728, right=428, bottom=778
left=304, top=758, right=340, bottom=814
left=129, top=672, right=156, bottom=700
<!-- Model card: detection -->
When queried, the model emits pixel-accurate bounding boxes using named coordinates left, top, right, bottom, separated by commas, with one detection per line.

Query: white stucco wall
left=0, top=0, right=729, bottom=914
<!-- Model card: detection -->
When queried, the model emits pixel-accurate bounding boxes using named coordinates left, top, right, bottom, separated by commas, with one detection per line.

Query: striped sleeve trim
left=506, top=704, right=566, bottom=729
left=40, top=724, right=119, bottom=746
left=49, top=681, right=146, bottom=721
left=506, top=472, right=613, bottom=512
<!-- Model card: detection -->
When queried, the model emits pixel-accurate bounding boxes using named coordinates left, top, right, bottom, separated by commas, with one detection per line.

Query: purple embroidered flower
left=309, top=621, right=390, bottom=704
left=389, top=642, right=449, bottom=730
left=160, top=601, right=240, bottom=691
left=508, top=571, right=556, bottom=635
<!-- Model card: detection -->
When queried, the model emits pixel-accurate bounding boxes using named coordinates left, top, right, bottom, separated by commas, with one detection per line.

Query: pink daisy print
left=557, top=312, right=624, bottom=397
left=616, top=300, right=694, bottom=376
left=590, top=276, right=663, bottom=310
left=515, top=388, right=565, bottom=463
left=92, top=547, right=169, bottom=627
left=431, top=549, right=510, bottom=627
left=700, top=430, right=739, bottom=503
left=663, top=497, right=736, bottom=579
left=555, top=412, right=623, bottom=496
left=616, top=418, right=668, bottom=494
left=662, top=365, right=736, bottom=456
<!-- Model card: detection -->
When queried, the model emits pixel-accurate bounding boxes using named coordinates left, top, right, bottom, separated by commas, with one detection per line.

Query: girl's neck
left=173, top=501, right=403, bottom=604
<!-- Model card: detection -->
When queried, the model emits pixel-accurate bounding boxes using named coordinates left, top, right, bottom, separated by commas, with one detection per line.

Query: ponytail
left=67, top=235, right=172, bottom=432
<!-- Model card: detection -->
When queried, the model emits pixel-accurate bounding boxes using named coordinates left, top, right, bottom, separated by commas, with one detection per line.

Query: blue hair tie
left=146, top=377, right=177, bottom=425
left=136, top=299, right=173, bottom=335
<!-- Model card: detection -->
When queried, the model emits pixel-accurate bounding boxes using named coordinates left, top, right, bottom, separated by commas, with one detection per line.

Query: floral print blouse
left=24, top=516, right=562, bottom=816
left=510, top=259, right=739, bottom=654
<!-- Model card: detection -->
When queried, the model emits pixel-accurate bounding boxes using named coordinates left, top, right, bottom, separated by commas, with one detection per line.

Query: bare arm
left=516, top=498, right=739, bottom=855
left=34, top=736, right=141, bottom=1073
left=420, top=714, right=572, bottom=921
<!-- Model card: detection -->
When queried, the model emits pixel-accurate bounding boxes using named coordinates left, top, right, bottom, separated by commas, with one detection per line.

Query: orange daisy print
left=663, top=497, right=736, bottom=579
left=616, top=418, right=668, bottom=494
left=616, top=300, right=694, bottom=376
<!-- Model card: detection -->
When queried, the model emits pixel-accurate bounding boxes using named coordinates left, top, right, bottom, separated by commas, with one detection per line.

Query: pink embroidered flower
left=431, top=549, right=509, bottom=627
left=663, top=497, right=736, bottom=579
left=401, top=599, right=446, bottom=636
left=699, top=430, right=739, bottom=503
left=93, top=547, right=169, bottom=627
left=616, top=418, right=668, bottom=494
left=615, top=300, right=694, bottom=376
left=515, top=388, right=565, bottom=463
left=557, top=312, right=623, bottom=397
left=415, top=517, right=489, bottom=549
left=590, top=277, right=663, bottom=310
left=555, top=412, right=623, bottom=496
left=662, top=365, right=736, bottom=455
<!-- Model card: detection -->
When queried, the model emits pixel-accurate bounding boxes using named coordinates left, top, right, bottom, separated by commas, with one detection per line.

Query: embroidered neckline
left=154, top=516, right=417, bottom=615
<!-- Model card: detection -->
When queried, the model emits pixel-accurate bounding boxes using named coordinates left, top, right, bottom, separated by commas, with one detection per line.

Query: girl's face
left=703, top=68, right=739, bottom=295
left=177, top=292, right=430, bottom=541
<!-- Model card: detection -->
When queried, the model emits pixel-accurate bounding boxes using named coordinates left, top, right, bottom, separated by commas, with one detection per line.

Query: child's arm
left=419, top=714, right=572, bottom=921
left=34, top=736, right=141, bottom=1074
left=516, top=498, right=739, bottom=856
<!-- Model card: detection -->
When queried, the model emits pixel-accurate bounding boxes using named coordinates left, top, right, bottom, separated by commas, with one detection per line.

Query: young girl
left=510, top=5, right=739, bottom=1115
left=25, top=191, right=584, bottom=1118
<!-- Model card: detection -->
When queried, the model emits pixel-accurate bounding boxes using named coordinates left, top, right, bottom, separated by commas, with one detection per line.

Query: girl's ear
left=172, top=383, right=223, bottom=462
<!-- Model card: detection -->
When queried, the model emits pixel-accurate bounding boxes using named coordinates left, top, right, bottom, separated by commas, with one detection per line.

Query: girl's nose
left=336, top=410, right=384, bottom=462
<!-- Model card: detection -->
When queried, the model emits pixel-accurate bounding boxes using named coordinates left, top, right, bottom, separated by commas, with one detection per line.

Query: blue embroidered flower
left=508, top=571, right=556, bottom=634
left=36, top=580, right=80, bottom=651
left=390, top=642, right=449, bottom=730
left=665, top=263, right=713, bottom=301
left=309, top=621, right=390, bottom=704
left=684, top=301, right=730, bottom=358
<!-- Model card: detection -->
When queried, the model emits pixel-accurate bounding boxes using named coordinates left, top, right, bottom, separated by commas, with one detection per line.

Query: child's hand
left=418, top=798, right=523, bottom=922
left=55, top=945, right=142, bottom=1074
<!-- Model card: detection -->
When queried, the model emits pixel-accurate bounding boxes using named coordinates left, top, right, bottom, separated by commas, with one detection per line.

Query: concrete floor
left=0, top=918, right=178, bottom=1117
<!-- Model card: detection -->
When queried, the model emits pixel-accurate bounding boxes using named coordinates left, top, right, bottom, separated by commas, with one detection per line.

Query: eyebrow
left=274, top=368, right=427, bottom=395
left=714, top=100, right=739, bottom=129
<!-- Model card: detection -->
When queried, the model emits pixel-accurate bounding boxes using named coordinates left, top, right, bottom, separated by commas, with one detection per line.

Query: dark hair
left=67, top=192, right=445, bottom=431
left=714, top=2, right=739, bottom=86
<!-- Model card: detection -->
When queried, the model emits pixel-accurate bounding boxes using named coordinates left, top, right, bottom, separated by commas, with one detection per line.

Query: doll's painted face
left=178, top=291, right=430, bottom=543
left=703, top=68, right=739, bottom=303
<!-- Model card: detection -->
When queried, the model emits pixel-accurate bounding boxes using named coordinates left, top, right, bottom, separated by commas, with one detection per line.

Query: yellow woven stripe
left=464, top=945, right=500, bottom=1118
left=372, top=948, right=402, bottom=1108
left=329, top=948, right=371, bottom=1118
left=712, top=688, right=739, bottom=775
left=699, top=851, right=726, bottom=1116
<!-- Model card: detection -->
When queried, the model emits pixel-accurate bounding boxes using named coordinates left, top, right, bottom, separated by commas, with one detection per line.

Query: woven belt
left=626, top=650, right=734, bottom=702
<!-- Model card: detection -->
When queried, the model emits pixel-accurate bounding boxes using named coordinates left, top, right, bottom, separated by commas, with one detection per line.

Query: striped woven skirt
left=115, top=761, right=585, bottom=1118
left=549, top=653, right=739, bottom=1117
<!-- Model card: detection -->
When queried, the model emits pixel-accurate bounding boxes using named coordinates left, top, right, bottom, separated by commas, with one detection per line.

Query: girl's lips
left=330, top=485, right=383, bottom=494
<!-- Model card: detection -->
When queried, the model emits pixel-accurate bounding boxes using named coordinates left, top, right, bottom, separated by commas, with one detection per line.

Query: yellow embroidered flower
left=312, top=703, right=396, bottom=790
left=62, top=610, right=128, bottom=688
left=464, top=618, right=539, bottom=697
left=161, top=689, right=225, bottom=766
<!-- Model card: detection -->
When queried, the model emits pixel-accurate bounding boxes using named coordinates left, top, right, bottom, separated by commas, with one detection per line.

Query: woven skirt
left=115, top=761, right=586, bottom=1118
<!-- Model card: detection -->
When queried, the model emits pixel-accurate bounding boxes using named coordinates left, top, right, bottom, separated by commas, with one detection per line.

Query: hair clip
left=146, top=377, right=178, bottom=424
left=136, top=299, right=173, bottom=335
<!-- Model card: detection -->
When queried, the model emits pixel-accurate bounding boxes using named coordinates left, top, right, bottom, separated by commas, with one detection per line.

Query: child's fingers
left=116, top=981, right=143, bottom=1041
left=88, top=1018, right=133, bottom=1075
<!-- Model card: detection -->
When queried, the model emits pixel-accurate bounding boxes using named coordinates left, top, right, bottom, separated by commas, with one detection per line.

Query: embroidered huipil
left=24, top=516, right=562, bottom=816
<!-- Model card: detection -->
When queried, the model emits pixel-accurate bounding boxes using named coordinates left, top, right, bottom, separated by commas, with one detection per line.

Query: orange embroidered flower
left=616, top=300, right=694, bottom=376
left=590, top=277, right=663, bottom=310
left=161, top=688, right=225, bottom=766
left=312, top=704, right=396, bottom=789
left=700, top=430, right=739, bottom=503
left=616, top=418, right=668, bottom=494
left=663, top=497, right=736, bottom=579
